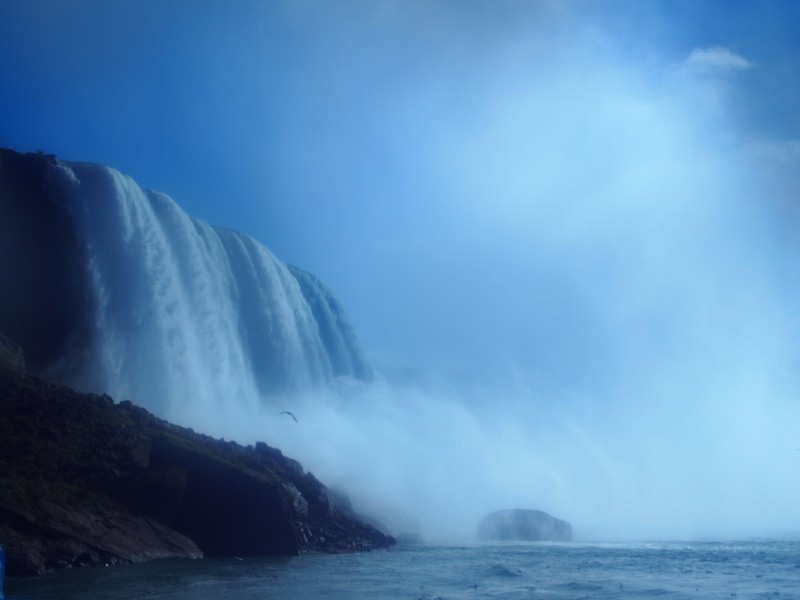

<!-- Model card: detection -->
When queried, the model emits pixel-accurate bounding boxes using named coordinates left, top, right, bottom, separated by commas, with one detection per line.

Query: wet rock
left=0, top=332, right=24, bottom=377
left=0, top=149, right=92, bottom=375
left=477, top=509, right=572, bottom=542
left=0, top=370, right=394, bottom=576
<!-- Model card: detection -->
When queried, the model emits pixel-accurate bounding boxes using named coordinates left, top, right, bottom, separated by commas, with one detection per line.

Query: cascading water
left=48, top=160, right=369, bottom=426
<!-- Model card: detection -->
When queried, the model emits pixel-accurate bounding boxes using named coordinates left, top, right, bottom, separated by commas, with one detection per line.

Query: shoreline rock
left=477, top=509, right=572, bottom=542
left=0, top=370, right=394, bottom=576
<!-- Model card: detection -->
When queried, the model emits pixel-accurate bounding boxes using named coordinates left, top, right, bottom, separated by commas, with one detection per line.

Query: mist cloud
left=287, top=6, right=798, bottom=542
left=232, top=4, right=800, bottom=542
left=2, top=0, right=799, bottom=543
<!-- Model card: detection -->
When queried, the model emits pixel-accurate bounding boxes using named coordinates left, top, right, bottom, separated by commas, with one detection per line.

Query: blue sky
left=1, top=0, right=799, bottom=383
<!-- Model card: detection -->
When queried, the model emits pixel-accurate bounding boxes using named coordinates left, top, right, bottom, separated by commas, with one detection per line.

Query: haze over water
left=9, top=541, right=800, bottom=599
left=1, top=1, right=800, bottom=544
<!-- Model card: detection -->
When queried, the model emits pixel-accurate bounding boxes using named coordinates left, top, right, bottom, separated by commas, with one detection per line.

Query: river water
left=6, top=540, right=799, bottom=599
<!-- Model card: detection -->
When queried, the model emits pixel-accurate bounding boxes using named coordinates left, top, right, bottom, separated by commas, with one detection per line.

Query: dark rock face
left=0, top=373, right=394, bottom=576
left=477, top=509, right=572, bottom=542
left=0, top=149, right=92, bottom=374
left=0, top=332, right=25, bottom=376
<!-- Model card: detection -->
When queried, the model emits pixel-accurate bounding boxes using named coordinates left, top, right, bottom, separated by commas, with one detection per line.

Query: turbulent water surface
left=7, top=541, right=799, bottom=599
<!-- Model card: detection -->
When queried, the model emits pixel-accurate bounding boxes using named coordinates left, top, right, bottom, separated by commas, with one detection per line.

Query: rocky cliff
left=477, top=509, right=572, bottom=542
left=0, top=338, right=393, bottom=576
left=0, top=150, right=91, bottom=375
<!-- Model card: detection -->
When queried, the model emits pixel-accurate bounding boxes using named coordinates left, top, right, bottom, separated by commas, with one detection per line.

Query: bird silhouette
left=279, top=410, right=298, bottom=423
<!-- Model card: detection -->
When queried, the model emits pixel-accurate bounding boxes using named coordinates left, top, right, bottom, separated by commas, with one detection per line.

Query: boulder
left=477, top=509, right=572, bottom=542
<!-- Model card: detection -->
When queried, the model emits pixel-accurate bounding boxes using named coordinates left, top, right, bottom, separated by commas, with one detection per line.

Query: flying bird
left=279, top=410, right=298, bottom=423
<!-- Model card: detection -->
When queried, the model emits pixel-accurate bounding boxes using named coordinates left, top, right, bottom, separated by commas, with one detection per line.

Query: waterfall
left=49, top=160, right=369, bottom=422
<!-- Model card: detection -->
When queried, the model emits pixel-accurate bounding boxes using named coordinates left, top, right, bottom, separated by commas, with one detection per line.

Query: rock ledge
left=0, top=371, right=394, bottom=576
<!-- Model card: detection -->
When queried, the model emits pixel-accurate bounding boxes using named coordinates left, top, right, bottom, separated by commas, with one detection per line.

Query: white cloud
left=684, top=46, right=754, bottom=72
